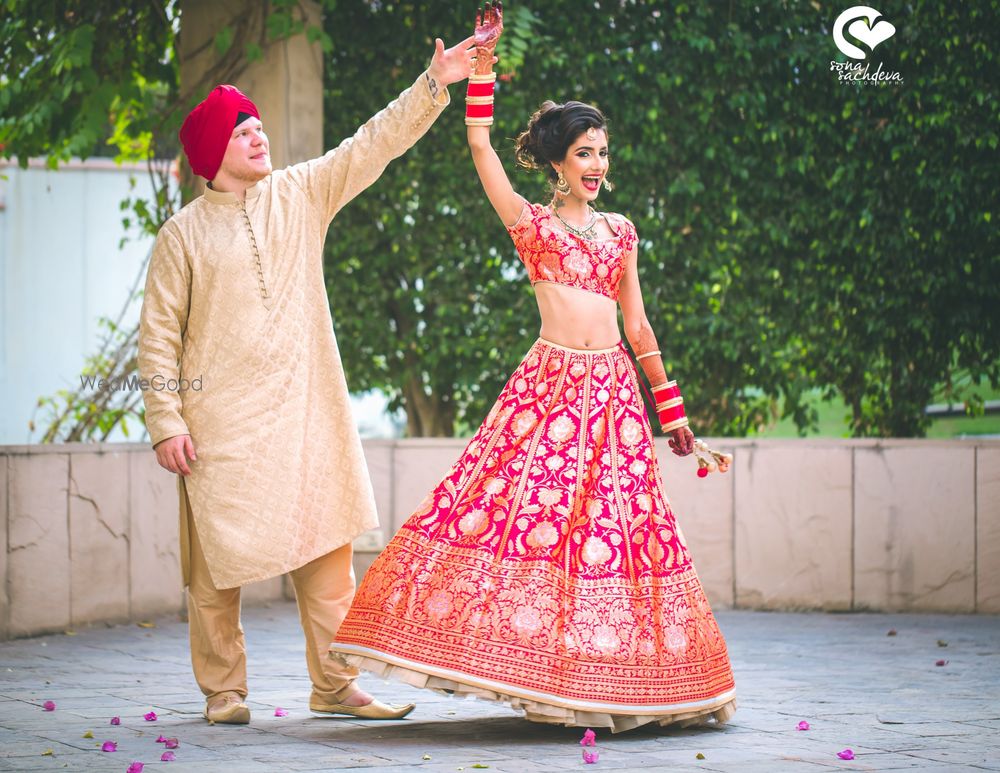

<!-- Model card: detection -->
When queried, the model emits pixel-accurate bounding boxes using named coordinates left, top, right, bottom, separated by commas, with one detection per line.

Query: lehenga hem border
left=332, top=645, right=737, bottom=733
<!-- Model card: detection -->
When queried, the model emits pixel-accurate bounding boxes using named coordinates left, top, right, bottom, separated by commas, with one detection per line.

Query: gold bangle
left=635, top=350, right=661, bottom=361
left=468, top=72, right=498, bottom=83
left=464, top=117, right=494, bottom=126
left=464, top=96, right=495, bottom=105
left=655, top=397, right=684, bottom=411
left=650, top=380, right=674, bottom=392
left=661, top=416, right=690, bottom=433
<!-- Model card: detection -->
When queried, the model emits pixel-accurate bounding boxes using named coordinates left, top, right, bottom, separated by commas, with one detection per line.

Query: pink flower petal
left=579, top=728, right=596, bottom=747
left=936, top=659, right=949, bottom=667
left=163, top=738, right=179, bottom=749
left=274, top=707, right=289, bottom=717
left=42, top=700, right=56, bottom=711
left=143, top=711, right=157, bottom=721
left=110, top=716, right=121, bottom=725
left=100, top=741, right=117, bottom=752
left=161, top=751, right=177, bottom=762
left=155, top=735, right=167, bottom=743
left=127, top=763, right=145, bottom=773
left=797, top=720, right=810, bottom=731
left=837, top=749, right=855, bottom=761
left=582, top=749, right=600, bottom=764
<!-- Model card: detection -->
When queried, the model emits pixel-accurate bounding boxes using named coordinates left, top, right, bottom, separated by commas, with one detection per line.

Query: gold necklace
left=552, top=205, right=601, bottom=240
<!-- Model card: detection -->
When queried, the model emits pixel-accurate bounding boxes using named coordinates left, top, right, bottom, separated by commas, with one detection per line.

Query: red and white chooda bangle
left=650, top=380, right=689, bottom=433
left=465, top=72, right=496, bottom=126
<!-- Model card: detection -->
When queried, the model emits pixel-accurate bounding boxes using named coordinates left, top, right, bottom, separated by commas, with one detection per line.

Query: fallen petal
left=101, top=741, right=117, bottom=752
left=886, top=628, right=897, bottom=636
left=582, top=749, right=600, bottom=764
left=696, top=752, right=706, bottom=759
left=937, top=639, right=948, bottom=647
left=42, top=700, right=56, bottom=711
left=797, top=721, right=810, bottom=731
left=156, top=735, right=167, bottom=743
left=110, top=716, right=121, bottom=725
left=161, top=751, right=177, bottom=762
left=580, top=728, right=597, bottom=747
left=164, top=738, right=179, bottom=749
left=837, top=749, right=855, bottom=761
left=137, top=621, right=156, bottom=628
left=422, top=754, right=432, bottom=760
left=471, top=766, right=490, bottom=770
left=936, top=659, right=949, bottom=667
left=143, top=711, right=157, bottom=721
left=127, top=763, right=145, bottom=773
left=274, top=707, right=289, bottom=717
left=41, top=749, right=54, bottom=756
left=83, top=731, right=94, bottom=739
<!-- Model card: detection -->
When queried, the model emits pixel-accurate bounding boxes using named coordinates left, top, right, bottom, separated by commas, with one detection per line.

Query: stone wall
left=1, top=438, right=997, bottom=640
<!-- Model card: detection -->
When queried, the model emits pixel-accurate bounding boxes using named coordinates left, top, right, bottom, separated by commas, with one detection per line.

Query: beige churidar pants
left=184, top=488, right=360, bottom=703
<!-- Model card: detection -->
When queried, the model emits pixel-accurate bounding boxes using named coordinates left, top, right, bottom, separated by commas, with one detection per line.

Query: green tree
left=2, top=0, right=332, bottom=440
left=6, top=1, right=998, bottom=440
left=323, top=0, right=1000, bottom=437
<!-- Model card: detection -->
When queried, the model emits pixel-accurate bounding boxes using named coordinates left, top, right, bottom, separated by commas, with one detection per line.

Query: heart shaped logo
left=847, top=18, right=896, bottom=51
left=833, top=6, right=897, bottom=60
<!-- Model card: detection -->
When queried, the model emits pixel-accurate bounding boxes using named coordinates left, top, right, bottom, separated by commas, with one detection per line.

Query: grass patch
left=752, top=384, right=1000, bottom=439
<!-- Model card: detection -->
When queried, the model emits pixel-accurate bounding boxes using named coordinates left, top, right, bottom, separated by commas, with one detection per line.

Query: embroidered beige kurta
left=139, top=73, right=449, bottom=589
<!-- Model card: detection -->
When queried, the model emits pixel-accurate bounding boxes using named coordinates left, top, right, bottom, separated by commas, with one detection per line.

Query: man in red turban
left=138, top=35, right=476, bottom=725
left=179, top=84, right=261, bottom=181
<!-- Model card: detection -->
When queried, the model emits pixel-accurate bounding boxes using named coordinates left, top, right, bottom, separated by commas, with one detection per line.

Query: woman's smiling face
left=553, top=128, right=609, bottom=202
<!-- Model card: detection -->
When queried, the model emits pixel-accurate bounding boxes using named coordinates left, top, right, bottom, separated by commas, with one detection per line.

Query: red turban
left=179, top=85, right=260, bottom=180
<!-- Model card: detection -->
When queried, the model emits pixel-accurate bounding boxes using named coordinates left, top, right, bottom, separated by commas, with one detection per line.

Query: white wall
left=0, top=158, right=399, bottom=445
left=0, top=159, right=160, bottom=444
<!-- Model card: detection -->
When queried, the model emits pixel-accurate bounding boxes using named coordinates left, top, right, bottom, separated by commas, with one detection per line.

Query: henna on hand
left=473, top=1, right=503, bottom=75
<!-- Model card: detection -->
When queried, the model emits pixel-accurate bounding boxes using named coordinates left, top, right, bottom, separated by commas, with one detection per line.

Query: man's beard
left=232, top=163, right=270, bottom=183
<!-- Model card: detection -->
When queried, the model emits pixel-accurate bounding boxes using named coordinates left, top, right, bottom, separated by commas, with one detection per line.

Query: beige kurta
left=139, top=73, right=449, bottom=589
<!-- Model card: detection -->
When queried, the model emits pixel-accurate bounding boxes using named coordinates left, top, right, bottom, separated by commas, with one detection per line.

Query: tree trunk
left=403, top=376, right=456, bottom=437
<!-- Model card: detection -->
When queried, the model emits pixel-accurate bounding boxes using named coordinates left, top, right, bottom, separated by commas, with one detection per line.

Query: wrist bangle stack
left=652, top=380, right=689, bottom=432
left=465, top=72, right=496, bottom=126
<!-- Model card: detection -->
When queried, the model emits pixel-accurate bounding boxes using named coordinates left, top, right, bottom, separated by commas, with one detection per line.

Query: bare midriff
left=533, top=281, right=621, bottom=350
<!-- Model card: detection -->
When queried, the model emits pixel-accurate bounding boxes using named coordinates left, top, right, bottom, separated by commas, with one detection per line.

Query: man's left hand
left=427, top=35, right=477, bottom=87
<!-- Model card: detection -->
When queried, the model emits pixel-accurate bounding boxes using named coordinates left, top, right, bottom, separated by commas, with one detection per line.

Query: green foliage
left=0, top=0, right=179, bottom=166
left=6, top=0, right=327, bottom=442
left=324, top=0, right=1000, bottom=437
left=9, top=0, right=999, bottom=440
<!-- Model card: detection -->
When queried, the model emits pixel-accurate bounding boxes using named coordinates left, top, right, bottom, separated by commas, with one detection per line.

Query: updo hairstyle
left=514, top=100, right=609, bottom=187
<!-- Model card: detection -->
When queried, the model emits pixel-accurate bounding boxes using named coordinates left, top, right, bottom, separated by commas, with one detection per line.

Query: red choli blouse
left=506, top=201, right=638, bottom=302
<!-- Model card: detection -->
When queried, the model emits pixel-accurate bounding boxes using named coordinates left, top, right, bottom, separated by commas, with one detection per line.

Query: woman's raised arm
left=466, top=2, right=524, bottom=226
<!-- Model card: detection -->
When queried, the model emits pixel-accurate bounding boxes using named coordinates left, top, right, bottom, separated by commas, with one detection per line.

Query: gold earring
left=602, top=176, right=614, bottom=192
left=555, top=171, right=570, bottom=195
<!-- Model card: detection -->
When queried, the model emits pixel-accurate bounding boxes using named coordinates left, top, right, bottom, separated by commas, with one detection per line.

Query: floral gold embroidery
left=528, top=521, right=559, bottom=548
left=333, top=341, right=735, bottom=717
left=582, top=536, right=613, bottom=566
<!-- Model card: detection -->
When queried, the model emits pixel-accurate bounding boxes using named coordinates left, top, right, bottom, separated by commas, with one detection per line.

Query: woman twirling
left=330, top=3, right=736, bottom=732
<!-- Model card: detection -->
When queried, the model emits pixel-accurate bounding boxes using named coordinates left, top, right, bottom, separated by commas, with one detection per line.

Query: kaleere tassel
left=693, top=439, right=732, bottom=478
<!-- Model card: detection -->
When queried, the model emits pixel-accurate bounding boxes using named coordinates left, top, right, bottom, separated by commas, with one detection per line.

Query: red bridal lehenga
left=331, top=201, right=736, bottom=732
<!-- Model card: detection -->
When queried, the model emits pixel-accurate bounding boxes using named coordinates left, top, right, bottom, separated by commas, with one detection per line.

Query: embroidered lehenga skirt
left=331, top=339, right=736, bottom=731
